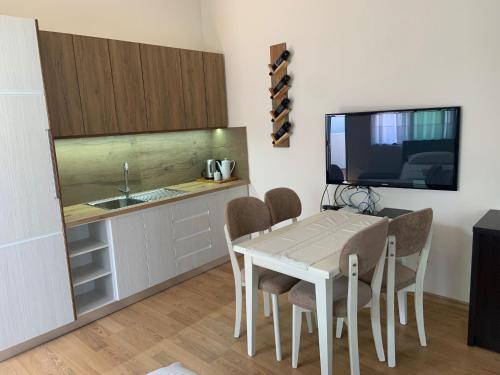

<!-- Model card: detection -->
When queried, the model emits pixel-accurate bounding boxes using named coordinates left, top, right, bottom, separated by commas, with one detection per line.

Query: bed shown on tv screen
left=325, top=107, right=461, bottom=191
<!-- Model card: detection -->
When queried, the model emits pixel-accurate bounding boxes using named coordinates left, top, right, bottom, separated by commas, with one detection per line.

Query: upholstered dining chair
left=264, top=188, right=314, bottom=348
left=337, top=208, right=433, bottom=368
left=224, top=196, right=299, bottom=361
left=287, top=218, right=389, bottom=374
left=264, top=187, right=302, bottom=226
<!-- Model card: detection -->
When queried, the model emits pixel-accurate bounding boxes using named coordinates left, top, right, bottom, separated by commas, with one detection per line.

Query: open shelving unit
left=68, top=238, right=108, bottom=258
left=73, top=277, right=115, bottom=316
left=67, top=221, right=116, bottom=317
left=72, top=262, right=111, bottom=287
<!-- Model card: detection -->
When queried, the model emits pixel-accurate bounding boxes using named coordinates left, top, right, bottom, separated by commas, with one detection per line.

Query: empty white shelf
left=72, top=263, right=111, bottom=287
left=75, top=289, right=114, bottom=317
left=68, top=238, right=107, bottom=258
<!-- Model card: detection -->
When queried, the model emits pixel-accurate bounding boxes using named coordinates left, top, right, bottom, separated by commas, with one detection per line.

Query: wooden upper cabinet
left=38, top=30, right=229, bottom=136
left=73, top=35, right=118, bottom=135
left=108, top=40, right=147, bottom=133
left=140, top=44, right=185, bottom=131
left=203, top=52, right=228, bottom=128
left=38, top=31, right=85, bottom=137
left=179, top=49, right=207, bottom=129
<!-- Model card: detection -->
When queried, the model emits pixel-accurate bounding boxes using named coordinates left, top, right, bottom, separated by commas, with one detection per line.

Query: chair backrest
left=389, top=208, right=433, bottom=257
left=264, top=187, right=302, bottom=226
left=224, top=197, right=271, bottom=287
left=339, top=218, right=389, bottom=277
left=225, top=196, right=272, bottom=241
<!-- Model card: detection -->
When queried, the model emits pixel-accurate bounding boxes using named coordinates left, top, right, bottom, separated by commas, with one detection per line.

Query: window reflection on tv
left=325, top=107, right=461, bottom=191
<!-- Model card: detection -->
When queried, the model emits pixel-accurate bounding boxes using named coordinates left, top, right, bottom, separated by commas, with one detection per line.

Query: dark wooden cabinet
left=108, top=40, right=147, bottom=133
left=38, top=31, right=228, bottom=137
left=140, top=44, right=185, bottom=131
left=468, top=210, right=500, bottom=353
left=180, top=49, right=207, bottom=129
left=203, top=52, right=228, bottom=128
left=73, top=35, right=118, bottom=135
left=38, top=31, right=85, bottom=137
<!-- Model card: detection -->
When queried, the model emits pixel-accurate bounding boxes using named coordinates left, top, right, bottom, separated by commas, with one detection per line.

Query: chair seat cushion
left=241, top=268, right=299, bottom=295
left=287, top=276, right=372, bottom=318
left=359, top=262, right=416, bottom=291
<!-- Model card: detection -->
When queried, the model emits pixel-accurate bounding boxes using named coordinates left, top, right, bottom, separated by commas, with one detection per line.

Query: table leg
left=244, top=254, right=258, bottom=356
left=316, top=278, right=333, bottom=375
left=387, top=236, right=396, bottom=367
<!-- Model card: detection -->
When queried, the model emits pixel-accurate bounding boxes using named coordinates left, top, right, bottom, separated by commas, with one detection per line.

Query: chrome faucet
left=119, top=162, right=131, bottom=198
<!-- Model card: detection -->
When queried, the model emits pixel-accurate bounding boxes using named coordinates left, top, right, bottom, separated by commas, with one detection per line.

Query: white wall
left=201, top=0, right=500, bottom=302
left=0, top=0, right=204, bottom=49
left=2, top=0, right=498, bottom=302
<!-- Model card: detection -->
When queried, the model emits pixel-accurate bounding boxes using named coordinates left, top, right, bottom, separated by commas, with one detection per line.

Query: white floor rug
left=148, top=362, right=198, bottom=375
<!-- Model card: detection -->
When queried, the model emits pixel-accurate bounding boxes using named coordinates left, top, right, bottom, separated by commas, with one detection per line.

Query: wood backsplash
left=55, top=127, right=249, bottom=206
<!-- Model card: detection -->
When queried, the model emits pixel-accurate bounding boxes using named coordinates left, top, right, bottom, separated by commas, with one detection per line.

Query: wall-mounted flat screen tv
left=325, top=107, right=461, bottom=191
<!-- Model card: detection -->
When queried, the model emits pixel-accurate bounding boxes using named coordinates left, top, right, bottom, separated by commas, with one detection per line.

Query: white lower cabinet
left=0, top=233, right=74, bottom=351
left=109, top=212, right=149, bottom=299
left=208, top=186, right=249, bottom=259
left=108, top=186, right=248, bottom=300
left=144, top=204, right=176, bottom=286
left=172, top=195, right=213, bottom=275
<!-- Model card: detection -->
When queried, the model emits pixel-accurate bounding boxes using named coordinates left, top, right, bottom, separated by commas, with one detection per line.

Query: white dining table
left=233, top=210, right=384, bottom=375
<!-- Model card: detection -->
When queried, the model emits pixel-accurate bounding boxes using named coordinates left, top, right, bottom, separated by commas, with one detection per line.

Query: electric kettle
left=205, top=159, right=216, bottom=179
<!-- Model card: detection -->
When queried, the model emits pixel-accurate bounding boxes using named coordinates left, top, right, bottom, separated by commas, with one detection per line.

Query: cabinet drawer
left=174, top=229, right=212, bottom=259
left=176, top=246, right=217, bottom=276
left=172, top=196, right=209, bottom=221
left=172, top=212, right=211, bottom=239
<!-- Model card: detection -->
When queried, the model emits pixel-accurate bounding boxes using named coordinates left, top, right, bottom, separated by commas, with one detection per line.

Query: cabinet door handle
left=46, top=129, right=61, bottom=200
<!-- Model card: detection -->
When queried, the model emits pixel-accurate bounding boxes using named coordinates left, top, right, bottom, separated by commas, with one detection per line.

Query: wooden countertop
left=63, top=179, right=249, bottom=228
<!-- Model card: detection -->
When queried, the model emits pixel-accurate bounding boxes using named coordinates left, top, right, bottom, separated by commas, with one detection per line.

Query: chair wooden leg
left=398, top=290, right=408, bottom=325
left=336, top=318, right=344, bottom=339
left=370, top=294, right=386, bottom=362
left=234, top=283, right=242, bottom=338
left=415, top=287, right=427, bottom=346
left=347, top=255, right=360, bottom=375
left=305, top=311, right=313, bottom=333
left=292, top=305, right=303, bottom=368
left=347, top=315, right=360, bottom=375
left=387, top=237, right=396, bottom=368
left=263, top=291, right=271, bottom=318
left=271, top=294, right=282, bottom=361
left=387, top=293, right=396, bottom=367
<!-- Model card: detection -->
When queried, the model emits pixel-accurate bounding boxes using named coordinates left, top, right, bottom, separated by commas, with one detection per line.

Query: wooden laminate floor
left=1, top=262, right=499, bottom=375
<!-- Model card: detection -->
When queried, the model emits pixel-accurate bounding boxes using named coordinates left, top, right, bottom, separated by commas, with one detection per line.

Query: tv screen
left=325, top=107, right=461, bottom=191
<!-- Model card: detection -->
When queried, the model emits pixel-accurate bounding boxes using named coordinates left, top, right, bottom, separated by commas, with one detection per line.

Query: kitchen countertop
left=63, top=179, right=249, bottom=228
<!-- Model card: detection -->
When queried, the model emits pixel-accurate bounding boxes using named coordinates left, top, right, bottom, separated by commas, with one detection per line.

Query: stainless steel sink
left=88, top=197, right=146, bottom=210
left=87, top=187, right=187, bottom=210
left=131, top=188, right=187, bottom=201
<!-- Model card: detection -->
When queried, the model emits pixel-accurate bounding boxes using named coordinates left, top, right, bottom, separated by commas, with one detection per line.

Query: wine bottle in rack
left=274, top=121, right=291, bottom=140
left=269, top=50, right=290, bottom=75
left=270, top=74, right=291, bottom=96
left=272, top=98, right=290, bottom=119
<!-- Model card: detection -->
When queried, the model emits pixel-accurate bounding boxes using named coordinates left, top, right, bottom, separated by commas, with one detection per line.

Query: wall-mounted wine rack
left=269, top=42, right=291, bottom=147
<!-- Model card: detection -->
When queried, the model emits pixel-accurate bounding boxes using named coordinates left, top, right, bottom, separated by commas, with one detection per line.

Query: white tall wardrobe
left=0, top=15, right=74, bottom=352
